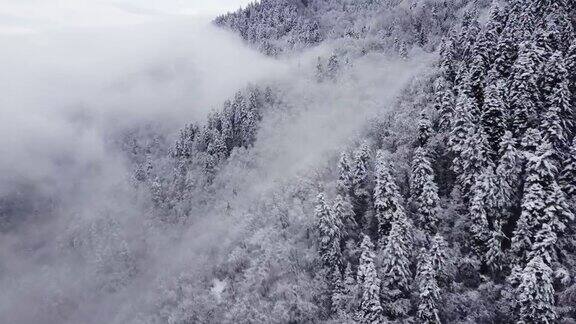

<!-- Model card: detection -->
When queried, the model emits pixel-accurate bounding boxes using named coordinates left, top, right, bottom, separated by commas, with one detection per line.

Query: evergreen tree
left=468, top=172, right=492, bottom=262
left=486, top=220, right=505, bottom=276
left=417, top=250, right=441, bottom=324
left=410, top=147, right=440, bottom=233
left=434, top=78, right=455, bottom=132
left=521, top=128, right=544, bottom=156
left=332, top=194, right=357, bottom=240
left=559, top=139, right=576, bottom=201
left=315, top=193, right=342, bottom=271
left=430, top=234, right=450, bottom=285
left=380, top=214, right=412, bottom=319
left=356, top=235, right=383, bottom=324
left=492, top=0, right=534, bottom=78
left=540, top=51, right=572, bottom=154
left=509, top=41, right=541, bottom=137
left=330, top=263, right=346, bottom=317
left=511, top=140, right=574, bottom=264
left=529, top=223, right=557, bottom=267
left=467, top=5, right=504, bottom=107
left=439, top=37, right=457, bottom=84
left=459, top=125, right=493, bottom=195
left=417, top=113, right=433, bottom=147
left=516, top=256, right=556, bottom=323
left=567, top=41, right=576, bottom=111
left=342, top=262, right=358, bottom=318
left=495, top=131, right=522, bottom=221
left=481, top=71, right=507, bottom=161
left=374, top=151, right=404, bottom=243
left=351, top=143, right=372, bottom=222
left=449, top=92, right=475, bottom=177
left=337, top=152, right=354, bottom=197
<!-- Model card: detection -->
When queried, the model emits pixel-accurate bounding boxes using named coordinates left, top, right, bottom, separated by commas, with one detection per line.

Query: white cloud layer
left=0, top=0, right=254, bottom=34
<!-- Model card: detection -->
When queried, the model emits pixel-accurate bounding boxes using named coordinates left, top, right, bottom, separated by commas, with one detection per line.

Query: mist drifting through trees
left=1, top=0, right=575, bottom=323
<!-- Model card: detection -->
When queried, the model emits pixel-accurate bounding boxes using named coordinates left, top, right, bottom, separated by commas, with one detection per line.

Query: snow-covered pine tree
left=448, top=92, right=475, bottom=178
left=315, top=193, right=342, bottom=271
left=374, top=150, right=404, bottom=243
left=330, top=262, right=346, bottom=318
left=468, top=171, right=492, bottom=263
left=380, top=213, right=412, bottom=320
left=326, top=54, right=340, bottom=80
left=546, top=182, right=575, bottom=264
left=495, top=131, right=522, bottom=224
left=509, top=41, right=541, bottom=137
left=515, top=256, right=556, bottom=323
left=332, top=194, right=358, bottom=241
left=410, top=146, right=440, bottom=233
left=459, top=125, right=494, bottom=197
left=511, top=140, right=574, bottom=265
left=528, top=223, right=558, bottom=267
left=172, top=123, right=199, bottom=160
left=492, top=0, right=534, bottom=78
left=439, top=36, right=457, bottom=85
left=567, top=41, right=576, bottom=110
left=417, top=113, right=433, bottom=147
left=467, top=5, right=504, bottom=108
left=486, top=220, right=505, bottom=277
left=351, top=143, right=372, bottom=224
left=342, top=262, right=358, bottom=318
left=456, top=10, right=480, bottom=65
left=540, top=51, right=572, bottom=156
left=540, top=1, right=575, bottom=53
left=417, top=250, right=441, bottom=324
left=559, top=139, right=576, bottom=202
left=356, top=235, right=383, bottom=324
left=434, top=77, right=456, bottom=132
left=430, top=234, right=450, bottom=286
left=337, top=152, right=354, bottom=197
left=331, top=261, right=358, bottom=320
left=481, top=70, right=507, bottom=161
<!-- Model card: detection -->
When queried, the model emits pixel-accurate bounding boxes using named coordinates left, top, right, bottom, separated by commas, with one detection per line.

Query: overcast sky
left=0, top=0, right=254, bottom=34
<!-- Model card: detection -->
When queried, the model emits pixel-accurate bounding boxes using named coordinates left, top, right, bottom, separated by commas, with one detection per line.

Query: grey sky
left=0, top=0, right=254, bottom=34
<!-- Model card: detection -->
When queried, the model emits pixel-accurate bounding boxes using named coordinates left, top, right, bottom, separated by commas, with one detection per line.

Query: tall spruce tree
left=410, top=147, right=440, bottom=233
left=430, top=234, right=450, bottom=286
left=481, top=71, right=507, bottom=161
left=332, top=194, right=358, bottom=240
left=511, top=140, right=574, bottom=264
left=351, top=143, right=372, bottom=223
left=559, top=139, right=576, bottom=202
left=315, top=193, right=342, bottom=271
left=417, top=113, right=433, bottom=147
left=467, top=5, right=504, bottom=107
left=449, top=92, right=475, bottom=178
left=495, top=131, right=522, bottom=221
left=374, top=151, right=404, bottom=243
left=459, top=125, right=494, bottom=196
left=417, top=250, right=441, bottom=324
left=380, top=214, right=412, bottom=319
left=567, top=41, right=576, bottom=111
left=356, top=235, right=383, bottom=324
left=516, top=256, right=556, bottom=323
left=337, top=152, right=354, bottom=197
left=541, top=51, right=573, bottom=155
left=468, top=171, right=492, bottom=262
left=486, top=220, right=505, bottom=276
left=509, top=41, right=541, bottom=137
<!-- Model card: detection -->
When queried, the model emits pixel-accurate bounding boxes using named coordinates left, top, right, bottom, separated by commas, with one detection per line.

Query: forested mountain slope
left=201, top=0, right=576, bottom=322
